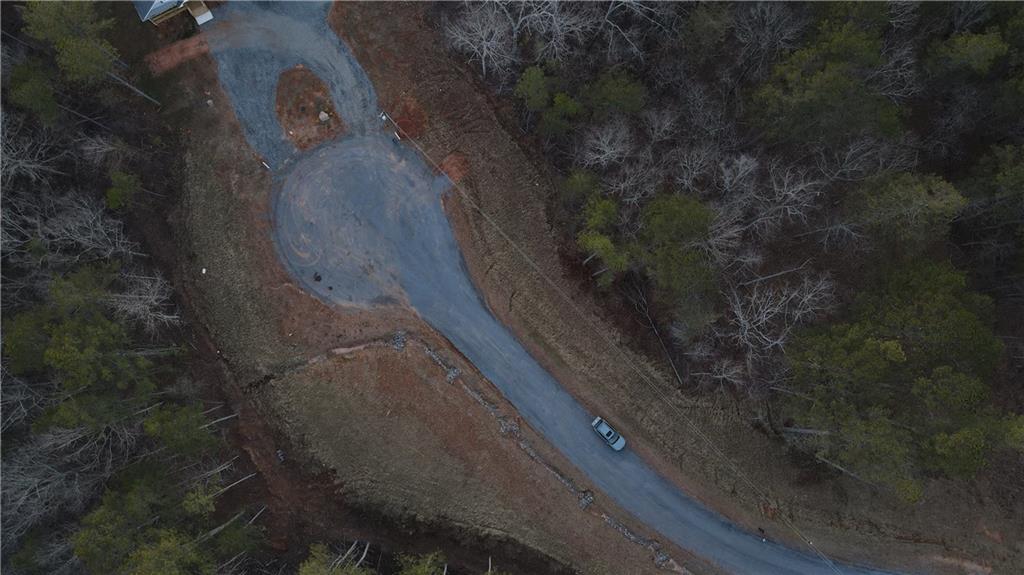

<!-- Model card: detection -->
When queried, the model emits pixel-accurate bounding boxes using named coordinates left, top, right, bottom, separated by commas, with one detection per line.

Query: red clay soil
left=146, top=34, right=210, bottom=76
left=389, top=95, right=428, bottom=138
left=275, top=65, right=345, bottom=150
left=439, top=152, right=470, bottom=183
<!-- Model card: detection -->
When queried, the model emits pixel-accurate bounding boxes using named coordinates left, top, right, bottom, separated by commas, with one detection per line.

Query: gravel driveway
left=205, top=3, right=895, bottom=574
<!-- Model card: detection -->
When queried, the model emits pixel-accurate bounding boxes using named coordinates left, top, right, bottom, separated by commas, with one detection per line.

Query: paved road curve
left=205, top=4, right=898, bottom=574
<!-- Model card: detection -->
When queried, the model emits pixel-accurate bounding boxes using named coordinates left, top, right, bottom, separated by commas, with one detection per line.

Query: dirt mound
left=275, top=65, right=344, bottom=150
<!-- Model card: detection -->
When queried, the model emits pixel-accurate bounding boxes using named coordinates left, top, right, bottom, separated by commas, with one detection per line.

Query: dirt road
left=204, top=3, right=893, bottom=574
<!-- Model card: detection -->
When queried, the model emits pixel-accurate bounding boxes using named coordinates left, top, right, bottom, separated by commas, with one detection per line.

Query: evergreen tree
left=22, top=1, right=117, bottom=84
left=846, top=173, right=966, bottom=256
left=583, top=70, right=646, bottom=119
left=397, top=551, right=447, bottom=575
left=514, top=66, right=550, bottom=112
left=638, top=195, right=715, bottom=301
left=298, top=544, right=372, bottom=575
left=538, top=92, right=581, bottom=137
left=754, top=12, right=899, bottom=145
left=106, top=170, right=142, bottom=210
left=785, top=261, right=1016, bottom=501
left=7, top=60, right=59, bottom=125
left=930, top=30, right=1010, bottom=76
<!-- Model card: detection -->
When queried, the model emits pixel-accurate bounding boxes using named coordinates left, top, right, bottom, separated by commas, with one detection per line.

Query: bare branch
left=734, top=2, right=805, bottom=79
left=445, top=2, right=520, bottom=81
left=520, top=1, right=599, bottom=63
left=716, top=154, right=760, bottom=197
left=951, top=1, right=989, bottom=34
left=700, top=206, right=743, bottom=265
left=719, top=271, right=834, bottom=359
left=815, top=135, right=919, bottom=182
left=739, top=160, right=824, bottom=242
left=2, top=424, right=140, bottom=550
left=1, top=111, right=65, bottom=186
left=104, top=269, right=181, bottom=334
left=887, top=2, right=920, bottom=32
left=641, top=106, right=680, bottom=142
left=578, top=116, right=636, bottom=170
left=76, top=133, right=135, bottom=170
left=38, top=193, right=143, bottom=264
left=868, top=42, right=921, bottom=103
left=0, top=369, right=58, bottom=433
left=673, top=143, right=718, bottom=196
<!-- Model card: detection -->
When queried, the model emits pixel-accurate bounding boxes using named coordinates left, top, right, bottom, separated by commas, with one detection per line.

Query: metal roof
left=132, top=0, right=183, bottom=22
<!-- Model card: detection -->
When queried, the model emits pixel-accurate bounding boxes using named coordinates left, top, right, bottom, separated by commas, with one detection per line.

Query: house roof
left=133, top=0, right=183, bottom=22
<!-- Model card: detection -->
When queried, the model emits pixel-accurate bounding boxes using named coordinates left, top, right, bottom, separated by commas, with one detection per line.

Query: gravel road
left=206, top=3, right=898, bottom=574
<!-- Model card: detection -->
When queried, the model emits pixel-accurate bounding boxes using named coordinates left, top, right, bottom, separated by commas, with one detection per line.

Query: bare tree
left=887, top=1, right=921, bottom=32
left=3, top=189, right=142, bottom=306
left=721, top=284, right=792, bottom=358
left=34, top=529, right=82, bottom=575
left=445, top=2, right=520, bottom=81
left=815, top=135, right=919, bottom=182
left=2, top=187, right=54, bottom=305
left=680, top=330, right=716, bottom=361
left=700, top=206, right=744, bottom=265
left=1, top=111, right=65, bottom=185
left=682, top=83, right=732, bottom=143
left=692, top=357, right=747, bottom=394
left=797, top=219, right=868, bottom=252
left=719, top=271, right=834, bottom=361
left=716, top=154, right=760, bottom=197
left=1, top=44, right=16, bottom=81
left=868, top=42, right=921, bottom=102
left=951, top=0, right=989, bottom=33
left=789, top=272, right=836, bottom=324
left=39, top=193, right=142, bottom=264
left=519, top=1, right=599, bottom=63
left=0, top=266, right=52, bottom=308
left=2, top=424, right=140, bottom=551
left=673, top=143, right=718, bottom=196
left=0, top=370, right=58, bottom=433
left=739, top=161, right=823, bottom=241
left=104, top=270, right=181, bottom=335
left=6, top=525, right=83, bottom=575
left=925, top=88, right=981, bottom=160
left=731, top=247, right=766, bottom=276
left=734, top=2, right=805, bottom=79
left=1, top=190, right=40, bottom=261
left=76, top=133, right=135, bottom=170
left=609, top=202, right=641, bottom=241
left=641, top=106, right=680, bottom=143
left=596, top=0, right=670, bottom=64
left=605, top=155, right=661, bottom=209
left=578, top=116, right=636, bottom=169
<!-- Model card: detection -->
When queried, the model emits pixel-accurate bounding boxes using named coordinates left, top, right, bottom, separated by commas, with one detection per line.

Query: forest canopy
left=445, top=0, right=1024, bottom=500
